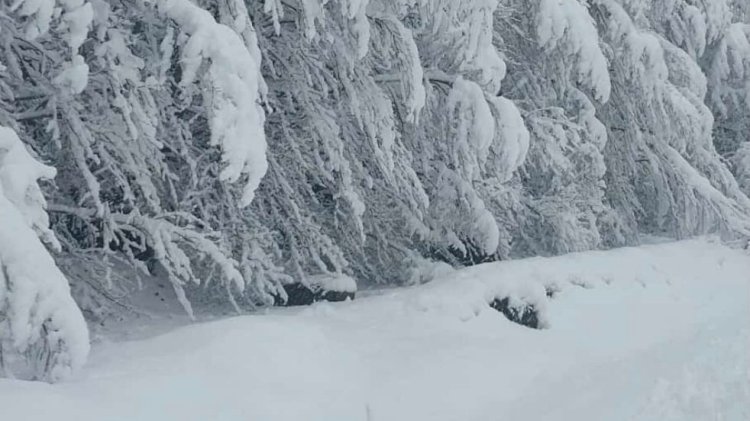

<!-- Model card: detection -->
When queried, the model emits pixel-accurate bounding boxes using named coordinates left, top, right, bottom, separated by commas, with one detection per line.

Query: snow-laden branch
left=488, top=96, right=530, bottom=183
left=9, top=0, right=93, bottom=93
left=291, top=0, right=371, bottom=58
left=10, top=0, right=91, bottom=50
left=537, top=0, right=611, bottom=102
left=707, top=23, right=750, bottom=117
left=0, top=126, right=89, bottom=382
left=158, top=0, right=268, bottom=206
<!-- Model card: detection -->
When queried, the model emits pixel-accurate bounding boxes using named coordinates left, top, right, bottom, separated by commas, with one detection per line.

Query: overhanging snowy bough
left=0, top=126, right=89, bottom=382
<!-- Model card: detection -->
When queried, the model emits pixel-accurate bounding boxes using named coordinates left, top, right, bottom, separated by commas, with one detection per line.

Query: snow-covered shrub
left=404, top=254, right=456, bottom=286
left=275, top=273, right=357, bottom=306
left=591, top=0, right=750, bottom=242
left=0, top=126, right=89, bottom=382
left=495, top=0, right=611, bottom=255
left=489, top=296, right=541, bottom=329
left=705, top=21, right=750, bottom=196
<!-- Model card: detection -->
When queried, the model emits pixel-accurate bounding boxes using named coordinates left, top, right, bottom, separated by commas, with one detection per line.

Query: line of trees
left=1, top=0, right=748, bottom=380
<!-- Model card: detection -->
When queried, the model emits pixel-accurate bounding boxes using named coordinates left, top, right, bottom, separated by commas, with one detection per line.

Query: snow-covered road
left=1, top=239, right=748, bottom=420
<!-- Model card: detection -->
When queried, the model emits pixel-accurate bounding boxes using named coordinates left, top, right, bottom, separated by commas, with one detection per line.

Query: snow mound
left=307, top=273, right=357, bottom=293
left=404, top=237, right=748, bottom=328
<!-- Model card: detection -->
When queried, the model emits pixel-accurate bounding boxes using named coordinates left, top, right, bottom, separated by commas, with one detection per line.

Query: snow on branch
left=391, top=16, right=425, bottom=122
left=659, top=142, right=750, bottom=238
left=447, top=77, right=496, bottom=172
left=338, top=0, right=371, bottom=59
left=10, top=0, right=93, bottom=94
left=458, top=0, right=507, bottom=92
left=487, top=96, right=530, bottom=182
left=369, top=15, right=426, bottom=122
left=129, top=213, right=245, bottom=319
left=9, top=0, right=91, bottom=50
left=537, top=0, right=611, bottom=102
left=595, top=0, right=668, bottom=93
left=158, top=0, right=268, bottom=206
left=0, top=126, right=89, bottom=382
left=446, top=76, right=529, bottom=182
left=295, top=0, right=371, bottom=58
left=707, top=23, right=750, bottom=117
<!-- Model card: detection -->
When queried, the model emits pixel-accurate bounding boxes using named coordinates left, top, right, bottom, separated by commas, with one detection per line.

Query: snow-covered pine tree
left=3, top=0, right=277, bottom=318
left=0, top=0, right=93, bottom=382
left=590, top=0, right=750, bottom=241
left=2, top=0, right=750, bottom=381
left=702, top=3, right=750, bottom=195
left=243, top=0, right=429, bottom=289
left=0, top=125, right=89, bottom=382
left=494, top=0, right=614, bottom=255
left=391, top=0, right=530, bottom=265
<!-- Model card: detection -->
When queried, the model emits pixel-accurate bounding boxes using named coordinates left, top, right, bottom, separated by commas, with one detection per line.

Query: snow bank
left=405, top=237, right=749, bottom=327
left=0, top=238, right=747, bottom=419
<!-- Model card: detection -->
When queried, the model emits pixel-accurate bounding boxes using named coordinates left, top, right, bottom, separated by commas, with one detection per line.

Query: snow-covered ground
left=1, top=238, right=748, bottom=420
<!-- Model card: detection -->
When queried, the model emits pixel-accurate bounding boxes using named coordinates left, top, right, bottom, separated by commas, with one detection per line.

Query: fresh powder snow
left=0, top=238, right=747, bottom=420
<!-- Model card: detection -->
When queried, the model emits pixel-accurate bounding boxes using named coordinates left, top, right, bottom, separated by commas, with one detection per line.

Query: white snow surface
left=308, top=273, right=358, bottom=293
left=1, top=238, right=749, bottom=420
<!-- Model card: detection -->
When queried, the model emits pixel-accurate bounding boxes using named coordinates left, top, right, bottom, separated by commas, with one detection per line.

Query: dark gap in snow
left=489, top=297, right=540, bottom=329
left=274, top=283, right=355, bottom=307
left=319, top=290, right=356, bottom=303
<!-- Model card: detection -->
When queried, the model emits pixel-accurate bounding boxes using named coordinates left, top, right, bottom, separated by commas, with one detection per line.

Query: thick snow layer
left=1, top=238, right=748, bottom=419
left=308, top=273, right=358, bottom=293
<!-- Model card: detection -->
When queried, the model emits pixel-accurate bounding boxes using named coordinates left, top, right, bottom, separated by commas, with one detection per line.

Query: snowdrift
left=0, top=238, right=748, bottom=420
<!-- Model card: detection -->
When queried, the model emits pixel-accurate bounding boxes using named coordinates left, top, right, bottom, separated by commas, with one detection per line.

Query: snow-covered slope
left=1, top=238, right=748, bottom=420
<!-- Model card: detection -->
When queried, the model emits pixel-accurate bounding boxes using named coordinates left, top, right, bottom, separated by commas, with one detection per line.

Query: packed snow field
left=1, top=238, right=748, bottom=421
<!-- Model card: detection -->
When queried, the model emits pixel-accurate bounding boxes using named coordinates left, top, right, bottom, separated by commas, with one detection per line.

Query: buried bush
left=490, top=297, right=541, bottom=329
left=275, top=274, right=357, bottom=307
